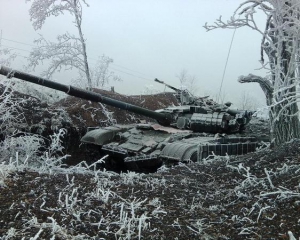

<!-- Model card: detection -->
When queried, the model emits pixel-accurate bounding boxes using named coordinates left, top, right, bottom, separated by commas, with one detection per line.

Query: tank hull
left=82, top=123, right=262, bottom=172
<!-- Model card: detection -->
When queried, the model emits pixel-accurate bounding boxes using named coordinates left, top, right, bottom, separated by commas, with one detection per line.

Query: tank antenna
left=216, top=27, right=237, bottom=103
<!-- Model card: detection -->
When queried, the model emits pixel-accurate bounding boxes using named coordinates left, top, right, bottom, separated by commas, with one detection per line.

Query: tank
left=0, top=66, right=260, bottom=171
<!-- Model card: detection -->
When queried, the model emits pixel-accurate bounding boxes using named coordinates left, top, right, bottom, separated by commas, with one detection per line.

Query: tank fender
left=160, top=142, right=198, bottom=162
left=81, top=125, right=134, bottom=146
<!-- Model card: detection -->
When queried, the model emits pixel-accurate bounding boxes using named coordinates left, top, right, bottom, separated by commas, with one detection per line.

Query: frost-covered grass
left=0, top=154, right=168, bottom=239
left=1, top=142, right=300, bottom=239
left=0, top=123, right=167, bottom=239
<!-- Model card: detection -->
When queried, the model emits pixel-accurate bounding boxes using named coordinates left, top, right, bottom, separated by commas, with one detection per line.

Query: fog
left=0, top=0, right=267, bottom=107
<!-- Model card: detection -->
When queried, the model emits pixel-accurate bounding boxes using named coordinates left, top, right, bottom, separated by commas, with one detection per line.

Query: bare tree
left=26, top=0, right=92, bottom=88
left=90, top=55, right=121, bottom=88
left=176, top=69, right=199, bottom=95
left=0, top=49, right=17, bottom=67
left=204, top=1, right=300, bottom=146
left=177, top=69, right=189, bottom=86
left=238, top=91, right=260, bottom=111
left=26, top=0, right=120, bottom=90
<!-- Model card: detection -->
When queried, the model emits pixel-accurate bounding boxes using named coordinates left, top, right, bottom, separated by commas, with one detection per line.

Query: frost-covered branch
left=76, top=55, right=121, bottom=89
left=26, top=0, right=92, bottom=89
left=238, top=74, right=273, bottom=105
left=26, top=0, right=121, bottom=90
left=28, top=34, right=86, bottom=79
left=26, top=0, right=89, bottom=30
left=205, top=1, right=300, bottom=145
left=0, top=48, right=17, bottom=67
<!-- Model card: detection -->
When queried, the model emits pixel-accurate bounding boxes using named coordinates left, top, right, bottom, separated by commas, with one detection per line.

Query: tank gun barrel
left=155, top=78, right=195, bottom=105
left=154, top=78, right=180, bottom=92
left=0, top=66, right=172, bottom=125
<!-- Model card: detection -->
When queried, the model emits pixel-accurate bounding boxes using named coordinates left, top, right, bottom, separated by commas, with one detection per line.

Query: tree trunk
left=73, top=0, right=92, bottom=90
left=271, top=101, right=300, bottom=146
left=238, top=74, right=300, bottom=146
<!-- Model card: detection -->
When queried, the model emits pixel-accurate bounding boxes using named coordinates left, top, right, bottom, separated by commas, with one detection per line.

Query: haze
left=0, top=0, right=267, bottom=107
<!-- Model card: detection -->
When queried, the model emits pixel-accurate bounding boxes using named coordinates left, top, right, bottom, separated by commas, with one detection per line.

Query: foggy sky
left=0, top=0, right=267, bottom=107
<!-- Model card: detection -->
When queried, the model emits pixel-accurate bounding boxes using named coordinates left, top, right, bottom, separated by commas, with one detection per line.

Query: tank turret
left=0, top=66, right=260, bottom=172
left=154, top=78, right=252, bottom=133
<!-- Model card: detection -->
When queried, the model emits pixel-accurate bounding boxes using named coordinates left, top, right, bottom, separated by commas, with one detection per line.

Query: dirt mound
left=54, top=89, right=178, bottom=127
